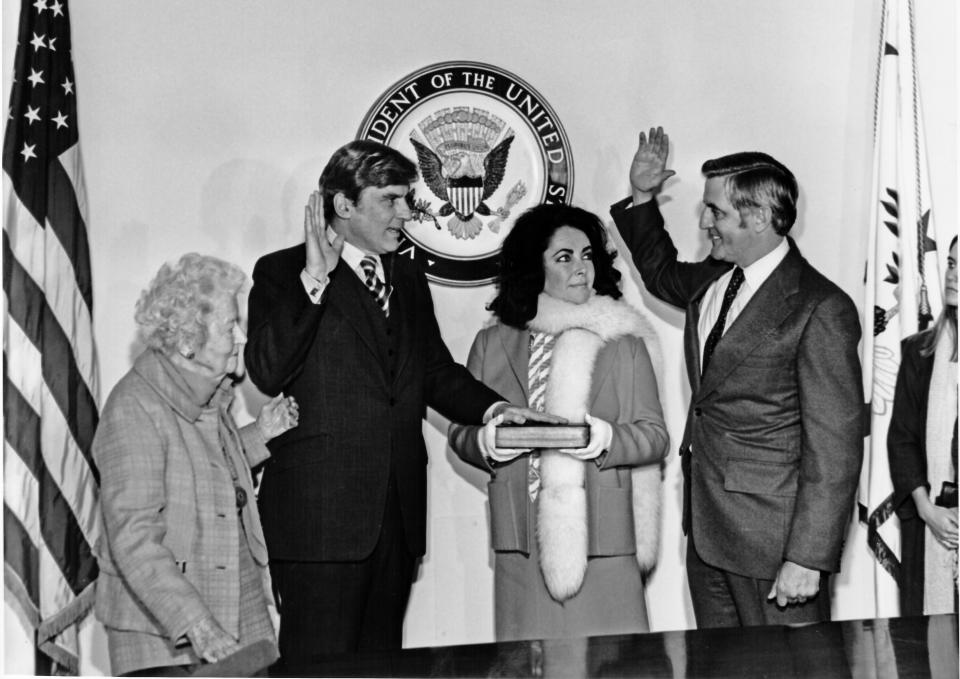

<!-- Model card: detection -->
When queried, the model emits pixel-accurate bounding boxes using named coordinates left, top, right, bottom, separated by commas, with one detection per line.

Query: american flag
left=858, top=0, right=942, bottom=618
left=3, top=0, right=100, bottom=673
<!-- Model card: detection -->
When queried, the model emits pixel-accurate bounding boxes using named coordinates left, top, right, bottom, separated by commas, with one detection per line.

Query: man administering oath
left=245, top=140, right=555, bottom=669
left=611, top=127, right=863, bottom=627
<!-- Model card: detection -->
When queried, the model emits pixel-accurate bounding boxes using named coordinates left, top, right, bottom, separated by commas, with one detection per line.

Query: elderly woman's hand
left=559, top=413, right=612, bottom=461
left=256, top=393, right=299, bottom=442
left=185, top=615, right=240, bottom=663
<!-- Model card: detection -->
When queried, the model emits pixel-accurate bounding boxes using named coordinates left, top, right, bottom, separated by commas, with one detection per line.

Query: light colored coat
left=449, top=294, right=668, bottom=599
left=93, top=350, right=271, bottom=649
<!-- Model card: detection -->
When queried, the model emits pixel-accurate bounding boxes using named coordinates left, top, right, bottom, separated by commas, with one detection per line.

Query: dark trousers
left=686, top=536, right=830, bottom=629
left=269, top=479, right=416, bottom=674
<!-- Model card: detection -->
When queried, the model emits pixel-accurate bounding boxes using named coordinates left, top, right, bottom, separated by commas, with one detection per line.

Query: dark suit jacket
left=245, top=244, right=501, bottom=562
left=612, top=198, right=864, bottom=579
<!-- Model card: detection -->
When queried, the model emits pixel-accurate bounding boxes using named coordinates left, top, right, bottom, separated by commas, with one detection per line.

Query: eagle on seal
left=410, top=134, right=514, bottom=240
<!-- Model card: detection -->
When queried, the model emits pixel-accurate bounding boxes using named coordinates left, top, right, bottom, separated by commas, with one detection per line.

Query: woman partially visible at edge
left=448, top=203, right=668, bottom=641
left=93, top=254, right=299, bottom=676
left=888, top=235, right=958, bottom=616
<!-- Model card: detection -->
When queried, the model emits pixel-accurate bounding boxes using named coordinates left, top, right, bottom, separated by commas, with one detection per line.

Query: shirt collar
left=741, top=237, right=789, bottom=291
left=336, top=233, right=384, bottom=281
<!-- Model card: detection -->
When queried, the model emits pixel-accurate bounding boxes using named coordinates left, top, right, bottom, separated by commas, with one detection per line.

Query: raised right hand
left=185, top=615, right=240, bottom=663
left=304, top=190, right=344, bottom=281
left=630, top=126, right=675, bottom=201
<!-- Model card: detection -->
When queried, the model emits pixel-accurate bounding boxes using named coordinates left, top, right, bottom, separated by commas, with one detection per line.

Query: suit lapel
left=387, top=256, right=415, bottom=386
left=695, top=246, right=803, bottom=398
left=685, top=274, right=723, bottom=392
left=588, top=341, right=618, bottom=407
left=327, top=265, right=389, bottom=373
left=498, top=324, right=530, bottom=404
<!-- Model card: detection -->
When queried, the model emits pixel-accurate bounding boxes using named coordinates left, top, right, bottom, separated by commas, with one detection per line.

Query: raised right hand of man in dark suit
left=304, top=190, right=344, bottom=281
left=629, top=126, right=676, bottom=204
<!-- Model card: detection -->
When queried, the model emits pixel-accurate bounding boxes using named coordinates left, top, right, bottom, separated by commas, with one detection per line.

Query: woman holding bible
left=888, top=235, right=958, bottom=616
left=448, top=203, right=668, bottom=641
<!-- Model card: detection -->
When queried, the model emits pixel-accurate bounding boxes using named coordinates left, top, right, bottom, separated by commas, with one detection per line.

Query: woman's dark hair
left=919, top=234, right=958, bottom=361
left=488, top=203, right=622, bottom=329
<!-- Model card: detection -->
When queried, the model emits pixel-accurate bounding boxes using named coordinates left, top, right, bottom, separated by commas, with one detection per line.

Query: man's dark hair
left=702, top=152, right=798, bottom=235
left=488, top=203, right=622, bottom=329
left=319, top=140, right=418, bottom=222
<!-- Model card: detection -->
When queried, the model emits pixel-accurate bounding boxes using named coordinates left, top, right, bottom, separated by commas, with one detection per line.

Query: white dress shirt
left=300, top=231, right=387, bottom=304
left=697, top=238, right=790, bottom=362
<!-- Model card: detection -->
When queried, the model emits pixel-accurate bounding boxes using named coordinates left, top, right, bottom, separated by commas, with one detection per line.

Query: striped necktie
left=359, top=255, right=390, bottom=317
left=527, top=331, right=556, bottom=501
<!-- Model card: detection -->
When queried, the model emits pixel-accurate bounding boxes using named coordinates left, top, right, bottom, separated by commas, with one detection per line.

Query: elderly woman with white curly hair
left=93, top=253, right=298, bottom=677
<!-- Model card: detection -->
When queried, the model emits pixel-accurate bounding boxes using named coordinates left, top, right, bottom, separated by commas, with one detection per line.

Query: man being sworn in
left=245, top=140, right=555, bottom=669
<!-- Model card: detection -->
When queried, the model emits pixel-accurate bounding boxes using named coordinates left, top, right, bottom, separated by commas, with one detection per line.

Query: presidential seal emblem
left=357, top=61, right=573, bottom=286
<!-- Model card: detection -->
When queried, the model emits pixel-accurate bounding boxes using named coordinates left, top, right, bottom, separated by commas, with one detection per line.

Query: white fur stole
left=528, top=293, right=663, bottom=602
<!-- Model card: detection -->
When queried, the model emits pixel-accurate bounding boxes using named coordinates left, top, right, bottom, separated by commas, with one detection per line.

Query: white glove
left=559, top=413, right=612, bottom=461
left=478, top=414, right=531, bottom=464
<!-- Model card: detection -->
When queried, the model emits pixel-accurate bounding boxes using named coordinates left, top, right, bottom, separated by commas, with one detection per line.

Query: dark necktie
left=359, top=255, right=390, bottom=317
left=701, top=267, right=745, bottom=376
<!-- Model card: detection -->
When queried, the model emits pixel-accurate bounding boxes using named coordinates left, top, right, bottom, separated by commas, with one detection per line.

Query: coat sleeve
left=887, top=336, right=929, bottom=518
left=94, top=389, right=212, bottom=642
left=610, top=197, right=727, bottom=308
left=417, top=270, right=502, bottom=425
left=783, top=291, right=865, bottom=572
left=447, top=328, right=496, bottom=472
left=599, top=337, right=670, bottom=470
left=244, top=251, right=326, bottom=396
left=238, top=421, right=271, bottom=469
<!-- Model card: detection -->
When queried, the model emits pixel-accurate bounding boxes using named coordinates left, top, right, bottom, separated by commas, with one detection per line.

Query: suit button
left=694, top=407, right=702, bottom=416
left=386, top=328, right=392, bottom=336
left=390, top=398, right=396, bottom=406
left=388, top=349, right=394, bottom=356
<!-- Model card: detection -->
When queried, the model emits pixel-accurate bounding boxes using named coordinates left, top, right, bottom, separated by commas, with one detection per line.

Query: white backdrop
left=3, top=1, right=957, bottom=674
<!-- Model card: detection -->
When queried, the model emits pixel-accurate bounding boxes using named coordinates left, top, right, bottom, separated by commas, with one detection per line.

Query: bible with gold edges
left=494, top=424, right=590, bottom=449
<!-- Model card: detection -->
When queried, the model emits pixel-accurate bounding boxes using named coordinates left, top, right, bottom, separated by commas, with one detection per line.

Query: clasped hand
left=185, top=615, right=239, bottom=663
left=767, top=560, right=821, bottom=607
left=918, top=501, right=959, bottom=550
left=256, top=392, right=299, bottom=441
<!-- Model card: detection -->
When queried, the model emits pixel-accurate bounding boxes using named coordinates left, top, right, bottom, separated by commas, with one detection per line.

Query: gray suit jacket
left=612, top=198, right=863, bottom=579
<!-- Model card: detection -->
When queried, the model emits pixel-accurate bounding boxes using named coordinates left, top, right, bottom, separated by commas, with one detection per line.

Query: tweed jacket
left=245, top=244, right=501, bottom=562
left=612, top=198, right=864, bottom=579
left=93, top=350, right=271, bottom=645
left=448, top=306, right=668, bottom=560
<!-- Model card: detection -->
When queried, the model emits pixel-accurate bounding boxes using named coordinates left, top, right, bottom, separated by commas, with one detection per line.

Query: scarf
left=528, top=292, right=662, bottom=602
left=923, top=328, right=958, bottom=614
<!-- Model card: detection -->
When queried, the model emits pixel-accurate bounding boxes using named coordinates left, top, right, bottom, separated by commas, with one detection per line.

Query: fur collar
left=530, top=292, right=650, bottom=340
left=528, top=292, right=662, bottom=383
left=531, top=292, right=662, bottom=601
